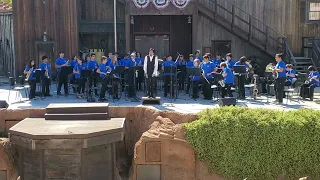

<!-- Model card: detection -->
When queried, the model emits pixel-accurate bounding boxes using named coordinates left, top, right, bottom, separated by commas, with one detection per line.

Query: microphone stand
left=131, top=65, right=140, bottom=102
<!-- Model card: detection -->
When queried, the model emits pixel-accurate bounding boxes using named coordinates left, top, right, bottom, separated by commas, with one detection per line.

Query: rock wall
left=0, top=107, right=222, bottom=180
left=0, top=138, right=18, bottom=180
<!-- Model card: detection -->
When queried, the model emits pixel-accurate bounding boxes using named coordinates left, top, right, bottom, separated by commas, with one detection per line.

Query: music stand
left=135, top=66, right=143, bottom=91
left=264, top=71, right=273, bottom=102
left=214, top=73, right=224, bottom=82
left=128, top=66, right=140, bottom=102
left=82, top=69, right=95, bottom=102
left=234, top=65, right=246, bottom=99
left=34, top=69, right=44, bottom=100
left=216, top=68, right=223, bottom=73
left=164, top=66, right=177, bottom=101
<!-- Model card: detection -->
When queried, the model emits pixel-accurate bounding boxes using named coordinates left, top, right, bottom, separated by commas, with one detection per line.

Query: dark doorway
left=212, top=41, right=231, bottom=58
left=135, top=35, right=170, bottom=58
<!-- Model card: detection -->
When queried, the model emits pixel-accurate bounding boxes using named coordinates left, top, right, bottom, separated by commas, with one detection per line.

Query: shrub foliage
left=184, top=107, right=320, bottom=180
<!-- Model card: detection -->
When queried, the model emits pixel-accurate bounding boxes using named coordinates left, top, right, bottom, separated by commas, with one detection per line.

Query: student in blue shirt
left=190, top=59, right=201, bottom=99
left=23, top=60, right=36, bottom=100
left=234, top=56, right=248, bottom=99
left=162, top=55, right=177, bottom=97
left=186, top=54, right=194, bottom=67
left=109, top=55, right=120, bottom=99
left=201, top=54, right=215, bottom=100
left=39, top=56, right=52, bottom=97
left=96, top=56, right=109, bottom=102
left=87, top=53, right=99, bottom=96
left=220, top=62, right=234, bottom=98
left=73, top=57, right=85, bottom=98
left=285, top=64, right=297, bottom=86
left=300, top=66, right=320, bottom=101
left=121, top=54, right=134, bottom=68
left=213, top=54, right=222, bottom=68
left=70, top=55, right=77, bottom=67
left=226, top=53, right=235, bottom=70
left=176, top=55, right=186, bottom=90
left=273, top=53, right=286, bottom=104
left=55, top=51, right=69, bottom=96
left=194, top=51, right=203, bottom=62
left=107, top=52, right=113, bottom=66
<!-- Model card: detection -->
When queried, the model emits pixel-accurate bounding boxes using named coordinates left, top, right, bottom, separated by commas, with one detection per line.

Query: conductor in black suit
left=143, top=48, right=159, bottom=98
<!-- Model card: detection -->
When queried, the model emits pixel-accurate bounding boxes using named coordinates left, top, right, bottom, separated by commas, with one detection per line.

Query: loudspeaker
left=0, top=100, right=9, bottom=109
left=218, top=97, right=237, bottom=106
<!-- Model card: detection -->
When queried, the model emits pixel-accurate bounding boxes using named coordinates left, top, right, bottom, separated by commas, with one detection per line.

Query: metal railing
left=283, top=39, right=296, bottom=64
left=198, top=0, right=285, bottom=56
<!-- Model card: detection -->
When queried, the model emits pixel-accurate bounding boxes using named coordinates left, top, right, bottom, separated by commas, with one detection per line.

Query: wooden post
left=248, top=16, right=252, bottom=41
left=265, top=28, right=269, bottom=51
left=231, top=4, right=235, bottom=30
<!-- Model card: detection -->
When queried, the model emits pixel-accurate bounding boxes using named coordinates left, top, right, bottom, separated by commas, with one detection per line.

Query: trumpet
left=26, top=67, right=34, bottom=80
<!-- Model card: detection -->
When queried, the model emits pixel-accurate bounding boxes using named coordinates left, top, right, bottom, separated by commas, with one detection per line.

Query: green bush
left=184, top=107, right=320, bottom=180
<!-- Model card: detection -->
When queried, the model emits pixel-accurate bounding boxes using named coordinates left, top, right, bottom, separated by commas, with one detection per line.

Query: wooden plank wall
left=0, top=12, right=15, bottom=77
left=12, top=0, right=79, bottom=76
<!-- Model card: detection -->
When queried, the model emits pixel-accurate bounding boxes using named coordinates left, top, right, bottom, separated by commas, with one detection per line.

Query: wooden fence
left=0, top=12, right=15, bottom=78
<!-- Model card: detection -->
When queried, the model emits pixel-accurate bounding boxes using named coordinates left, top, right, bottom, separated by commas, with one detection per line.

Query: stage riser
left=45, top=113, right=109, bottom=120
left=46, top=103, right=109, bottom=114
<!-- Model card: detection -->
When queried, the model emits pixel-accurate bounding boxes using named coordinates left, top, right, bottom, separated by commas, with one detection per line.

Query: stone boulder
left=0, top=138, right=18, bottom=180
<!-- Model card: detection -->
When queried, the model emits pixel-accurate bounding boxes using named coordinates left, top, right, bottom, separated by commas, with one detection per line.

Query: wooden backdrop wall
left=12, top=0, right=79, bottom=75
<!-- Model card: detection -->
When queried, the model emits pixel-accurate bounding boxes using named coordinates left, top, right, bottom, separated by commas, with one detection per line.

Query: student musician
left=201, top=55, right=216, bottom=100
left=143, top=48, right=159, bottom=98
left=24, top=60, right=36, bottom=100
left=70, top=55, right=78, bottom=67
left=40, top=56, right=51, bottom=97
left=273, top=53, right=286, bottom=104
left=73, top=57, right=85, bottom=98
left=186, top=54, right=194, bottom=68
left=220, top=62, right=234, bottom=98
left=87, top=53, right=99, bottom=96
left=194, top=51, right=203, bottom=62
left=285, top=64, right=297, bottom=86
left=107, top=52, right=113, bottom=66
left=212, top=54, right=222, bottom=68
left=177, top=55, right=186, bottom=90
left=55, top=51, right=69, bottom=96
left=96, top=56, right=109, bottom=102
left=234, top=56, right=249, bottom=99
left=191, top=59, right=201, bottom=99
left=226, top=53, right=235, bottom=70
left=300, top=66, right=319, bottom=101
left=163, top=55, right=177, bottom=97
left=109, top=55, right=120, bottom=99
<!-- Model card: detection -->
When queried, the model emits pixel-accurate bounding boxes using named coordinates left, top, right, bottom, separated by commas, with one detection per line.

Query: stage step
left=142, top=97, right=161, bottom=105
left=45, top=112, right=109, bottom=120
left=46, top=103, right=109, bottom=114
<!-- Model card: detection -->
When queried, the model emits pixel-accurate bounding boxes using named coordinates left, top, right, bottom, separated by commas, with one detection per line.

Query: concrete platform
left=46, top=103, right=109, bottom=114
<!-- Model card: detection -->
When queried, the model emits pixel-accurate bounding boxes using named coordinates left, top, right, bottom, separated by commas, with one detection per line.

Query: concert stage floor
left=1, top=84, right=320, bottom=113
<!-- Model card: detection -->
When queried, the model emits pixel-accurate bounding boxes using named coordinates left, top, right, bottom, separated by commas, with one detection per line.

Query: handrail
left=283, top=39, right=296, bottom=64
left=199, top=0, right=286, bottom=55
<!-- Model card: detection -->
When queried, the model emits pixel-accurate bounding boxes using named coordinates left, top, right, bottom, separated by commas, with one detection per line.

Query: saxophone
left=26, top=67, right=34, bottom=80
left=253, top=74, right=259, bottom=99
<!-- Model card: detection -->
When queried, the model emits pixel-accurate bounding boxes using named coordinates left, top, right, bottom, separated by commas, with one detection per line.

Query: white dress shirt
left=143, top=55, right=159, bottom=77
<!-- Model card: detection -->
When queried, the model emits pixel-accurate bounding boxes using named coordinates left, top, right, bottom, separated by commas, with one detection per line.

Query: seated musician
left=162, top=55, right=177, bottom=97
left=87, top=53, right=99, bottom=96
left=109, top=55, right=120, bottom=99
left=73, top=57, right=85, bottom=98
left=201, top=55, right=216, bottom=100
left=300, top=66, right=319, bottom=101
left=220, top=62, right=234, bottom=98
left=39, top=56, right=51, bottom=97
left=194, top=51, right=203, bottom=62
left=226, top=53, right=236, bottom=71
left=212, top=54, right=222, bottom=68
left=177, top=55, right=186, bottom=90
left=96, top=56, right=109, bottom=102
left=191, top=59, right=201, bottom=99
left=285, top=64, right=297, bottom=86
left=234, top=56, right=249, bottom=99
left=24, top=60, right=36, bottom=100
left=186, top=54, right=194, bottom=68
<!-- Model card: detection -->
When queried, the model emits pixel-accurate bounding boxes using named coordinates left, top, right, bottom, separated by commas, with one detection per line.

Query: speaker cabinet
left=218, top=98, right=237, bottom=106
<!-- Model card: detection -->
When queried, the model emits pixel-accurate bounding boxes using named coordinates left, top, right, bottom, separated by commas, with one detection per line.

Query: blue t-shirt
left=98, top=63, right=108, bottom=78
left=234, top=61, right=249, bottom=68
left=226, top=60, right=235, bottom=69
left=136, top=58, right=144, bottom=66
left=87, top=60, right=98, bottom=70
left=310, top=71, right=320, bottom=86
left=287, top=69, right=296, bottom=82
left=212, top=59, right=222, bottom=67
left=69, top=60, right=77, bottom=67
left=25, top=66, right=36, bottom=80
left=73, top=63, right=85, bottom=79
left=107, top=58, right=112, bottom=66
left=39, top=62, right=51, bottom=77
left=121, top=59, right=134, bottom=67
left=223, top=67, right=234, bottom=84
left=163, top=61, right=177, bottom=76
left=194, top=57, right=203, bottom=62
left=275, top=61, right=286, bottom=78
left=186, top=61, right=194, bottom=68
left=201, top=61, right=215, bottom=79
left=55, top=58, right=68, bottom=72
left=176, top=60, right=186, bottom=66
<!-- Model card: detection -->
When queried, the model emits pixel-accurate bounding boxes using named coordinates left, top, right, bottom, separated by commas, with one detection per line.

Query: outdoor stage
left=1, top=83, right=320, bottom=113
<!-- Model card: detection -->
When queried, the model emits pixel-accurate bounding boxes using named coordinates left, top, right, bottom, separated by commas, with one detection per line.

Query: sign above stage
left=133, top=0, right=191, bottom=9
